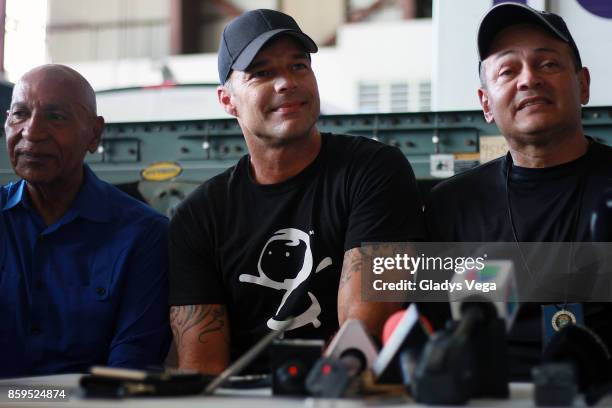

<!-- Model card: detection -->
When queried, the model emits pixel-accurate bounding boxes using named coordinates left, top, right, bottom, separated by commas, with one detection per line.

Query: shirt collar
left=70, top=164, right=112, bottom=223
left=2, top=179, right=27, bottom=211
left=1, top=165, right=112, bottom=223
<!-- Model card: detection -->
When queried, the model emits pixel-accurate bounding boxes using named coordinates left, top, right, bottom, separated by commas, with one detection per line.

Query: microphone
left=382, top=309, right=406, bottom=344
left=537, top=324, right=612, bottom=406
left=372, top=304, right=434, bottom=386
left=412, top=260, right=517, bottom=404
left=449, top=260, right=519, bottom=332
left=305, top=319, right=378, bottom=398
left=324, top=319, right=378, bottom=369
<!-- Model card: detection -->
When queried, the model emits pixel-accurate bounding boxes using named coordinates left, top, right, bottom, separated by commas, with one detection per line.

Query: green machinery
left=1, top=107, right=611, bottom=216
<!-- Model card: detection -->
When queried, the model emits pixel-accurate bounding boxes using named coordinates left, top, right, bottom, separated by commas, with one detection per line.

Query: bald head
left=14, top=64, right=98, bottom=117
left=5, top=64, right=105, bottom=190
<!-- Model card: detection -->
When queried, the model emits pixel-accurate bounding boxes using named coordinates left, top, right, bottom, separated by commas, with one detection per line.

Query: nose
left=274, top=70, right=298, bottom=93
left=517, top=65, right=543, bottom=90
left=21, top=113, right=48, bottom=142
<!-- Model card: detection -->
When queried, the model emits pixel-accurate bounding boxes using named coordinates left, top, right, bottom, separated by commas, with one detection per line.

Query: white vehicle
left=95, top=83, right=231, bottom=123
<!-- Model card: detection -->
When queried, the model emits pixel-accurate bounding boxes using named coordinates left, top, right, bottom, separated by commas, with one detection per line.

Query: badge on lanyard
left=542, top=303, right=584, bottom=347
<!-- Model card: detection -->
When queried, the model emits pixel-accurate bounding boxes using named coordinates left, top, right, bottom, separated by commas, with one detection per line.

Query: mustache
left=269, top=95, right=309, bottom=111
left=516, top=94, right=552, bottom=110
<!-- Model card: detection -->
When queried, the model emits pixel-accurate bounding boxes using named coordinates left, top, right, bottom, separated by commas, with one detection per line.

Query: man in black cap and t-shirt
left=168, top=9, right=425, bottom=374
left=426, top=2, right=612, bottom=380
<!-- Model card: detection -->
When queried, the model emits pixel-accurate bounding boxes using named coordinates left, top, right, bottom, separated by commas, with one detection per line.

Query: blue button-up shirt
left=0, top=165, right=171, bottom=378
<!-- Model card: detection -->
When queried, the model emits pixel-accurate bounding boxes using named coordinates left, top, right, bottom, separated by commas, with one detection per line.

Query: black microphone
left=537, top=324, right=612, bottom=406
left=412, top=261, right=518, bottom=404
left=449, top=260, right=519, bottom=332
left=305, top=320, right=377, bottom=398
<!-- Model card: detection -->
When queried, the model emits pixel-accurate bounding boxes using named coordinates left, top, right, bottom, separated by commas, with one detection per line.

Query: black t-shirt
left=425, top=140, right=612, bottom=380
left=169, top=133, right=425, bottom=371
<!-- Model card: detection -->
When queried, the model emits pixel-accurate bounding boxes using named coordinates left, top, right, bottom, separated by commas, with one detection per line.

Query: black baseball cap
left=218, top=9, right=318, bottom=84
left=477, top=2, right=582, bottom=67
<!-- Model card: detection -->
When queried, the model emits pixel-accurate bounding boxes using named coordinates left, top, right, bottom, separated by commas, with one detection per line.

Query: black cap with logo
left=217, top=9, right=318, bottom=84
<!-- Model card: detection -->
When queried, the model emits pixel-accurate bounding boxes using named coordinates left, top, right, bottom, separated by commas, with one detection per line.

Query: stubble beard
left=509, top=110, right=582, bottom=150
left=256, top=117, right=318, bottom=149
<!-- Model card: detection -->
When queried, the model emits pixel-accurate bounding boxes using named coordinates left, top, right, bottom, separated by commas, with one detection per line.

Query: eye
left=292, top=62, right=308, bottom=70
left=541, top=61, right=559, bottom=69
left=251, top=70, right=272, bottom=79
left=499, top=69, right=513, bottom=77
left=10, top=110, right=27, bottom=119
left=47, top=112, right=67, bottom=120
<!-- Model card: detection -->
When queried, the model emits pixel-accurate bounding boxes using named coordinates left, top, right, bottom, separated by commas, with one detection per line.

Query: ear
left=87, top=116, right=105, bottom=154
left=578, top=67, right=590, bottom=105
left=478, top=87, right=495, bottom=123
left=217, top=85, right=238, bottom=117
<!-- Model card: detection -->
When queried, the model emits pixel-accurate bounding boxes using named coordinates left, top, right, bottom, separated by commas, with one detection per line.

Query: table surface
left=0, top=374, right=537, bottom=408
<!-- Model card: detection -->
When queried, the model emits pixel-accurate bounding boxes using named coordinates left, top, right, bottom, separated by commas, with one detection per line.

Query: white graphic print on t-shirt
left=239, top=228, right=332, bottom=331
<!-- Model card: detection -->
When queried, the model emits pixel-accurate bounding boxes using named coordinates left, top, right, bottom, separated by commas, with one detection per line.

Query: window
left=418, top=81, right=431, bottom=112
left=357, top=80, right=430, bottom=113
left=390, top=82, right=409, bottom=112
left=358, top=83, right=380, bottom=113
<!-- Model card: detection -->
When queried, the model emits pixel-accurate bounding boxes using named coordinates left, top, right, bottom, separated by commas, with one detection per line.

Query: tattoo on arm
left=170, top=305, right=228, bottom=347
left=339, top=248, right=361, bottom=289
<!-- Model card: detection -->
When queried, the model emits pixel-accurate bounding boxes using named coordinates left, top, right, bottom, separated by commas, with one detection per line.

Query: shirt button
left=96, top=287, right=106, bottom=296
left=31, top=325, right=41, bottom=334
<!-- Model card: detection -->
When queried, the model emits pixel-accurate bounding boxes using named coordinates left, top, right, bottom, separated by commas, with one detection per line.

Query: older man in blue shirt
left=0, top=64, right=170, bottom=378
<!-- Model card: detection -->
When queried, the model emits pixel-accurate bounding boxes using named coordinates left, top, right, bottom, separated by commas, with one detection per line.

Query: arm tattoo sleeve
left=339, top=248, right=361, bottom=289
left=170, top=304, right=228, bottom=347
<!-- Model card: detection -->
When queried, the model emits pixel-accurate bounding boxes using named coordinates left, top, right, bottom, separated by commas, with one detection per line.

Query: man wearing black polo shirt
left=425, top=3, right=612, bottom=380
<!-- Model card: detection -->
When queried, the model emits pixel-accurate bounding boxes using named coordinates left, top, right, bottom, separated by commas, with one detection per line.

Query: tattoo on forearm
left=170, top=305, right=227, bottom=347
left=196, top=306, right=226, bottom=344
left=339, top=248, right=362, bottom=289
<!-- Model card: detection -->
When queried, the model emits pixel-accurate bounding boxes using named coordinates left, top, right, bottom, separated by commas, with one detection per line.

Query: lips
left=16, top=151, right=54, bottom=162
left=271, top=101, right=306, bottom=113
left=517, top=96, right=551, bottom=111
